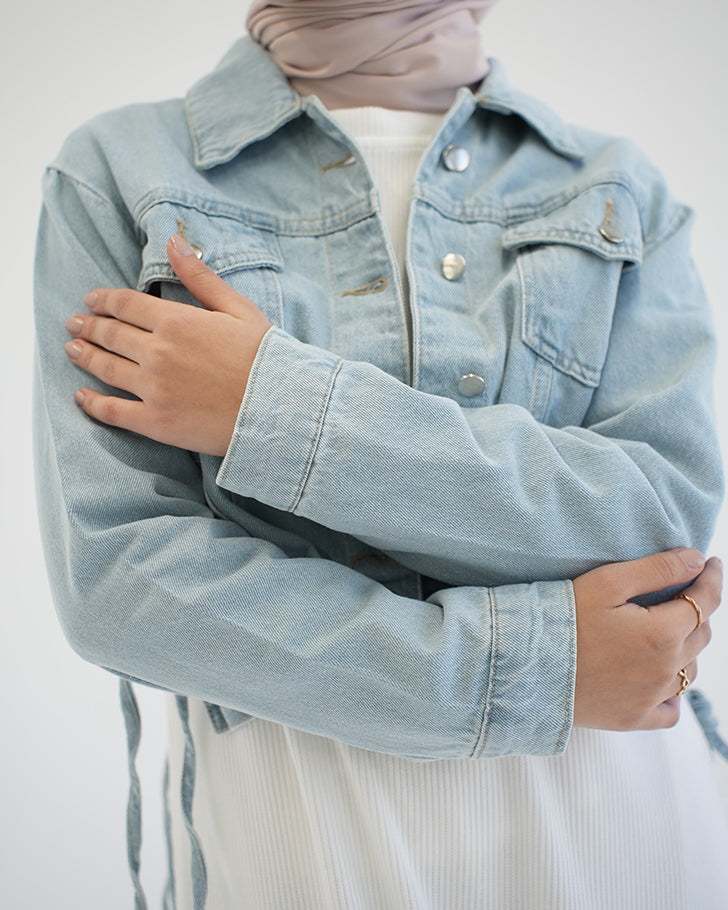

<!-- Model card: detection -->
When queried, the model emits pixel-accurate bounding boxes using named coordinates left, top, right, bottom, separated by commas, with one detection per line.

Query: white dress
left=167, top=107, right=728, bottom=910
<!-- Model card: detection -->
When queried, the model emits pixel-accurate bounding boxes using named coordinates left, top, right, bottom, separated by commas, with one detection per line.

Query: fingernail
left=65, top=341, right=82, bottom=360
left=170, top=233, right=194, bottom=256
left=74, top=390, right=86, bottom=406
left=65, top=316, right=84, bottom=335
left=83, top=291, right=98, bottom=309
left=676, top=548, right=706, bottom=570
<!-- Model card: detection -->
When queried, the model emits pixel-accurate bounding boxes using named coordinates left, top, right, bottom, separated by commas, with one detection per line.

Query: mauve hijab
left=246, top=0, right=498, bottom=111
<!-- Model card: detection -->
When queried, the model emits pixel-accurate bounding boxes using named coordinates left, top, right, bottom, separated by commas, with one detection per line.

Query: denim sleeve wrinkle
left=218, top=193, right=722, bottom=589
left=34, top=168, right=575, bottom=759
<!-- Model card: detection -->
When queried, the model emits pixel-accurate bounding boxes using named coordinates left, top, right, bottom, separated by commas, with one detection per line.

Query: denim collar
left=185, top=37, right=584, bottom=170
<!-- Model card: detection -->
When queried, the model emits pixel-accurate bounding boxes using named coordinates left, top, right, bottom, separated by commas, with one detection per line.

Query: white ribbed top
left=167, top=700, right=728, bottom=909
left=166, top=107, right=728, bottom=909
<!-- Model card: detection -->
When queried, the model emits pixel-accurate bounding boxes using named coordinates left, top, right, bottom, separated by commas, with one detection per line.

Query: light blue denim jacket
left=34, top=38, right=722, bottom=764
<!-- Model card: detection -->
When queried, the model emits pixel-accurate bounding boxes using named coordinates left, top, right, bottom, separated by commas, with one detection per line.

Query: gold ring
left=676, top=668, right=690, bottom=697
left=676, top=592, right=703, bottom=630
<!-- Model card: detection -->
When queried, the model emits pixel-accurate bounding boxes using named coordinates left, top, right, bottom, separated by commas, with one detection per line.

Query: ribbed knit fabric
left=166, top=109, right=728, bottom=910
left=167, top=698, right=728, bottom=909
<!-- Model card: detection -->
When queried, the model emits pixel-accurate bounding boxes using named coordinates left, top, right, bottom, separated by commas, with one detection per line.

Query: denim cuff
left=473, top=579, right=576, bottom=757
left=217, top=327, right=343, bottom=507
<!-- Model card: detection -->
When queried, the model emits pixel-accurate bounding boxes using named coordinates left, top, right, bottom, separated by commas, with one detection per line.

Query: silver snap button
left=458, top=373, right=485, bottom=397
left=599, top=200, right=624, bottom=244
left=442, top=145, right=470, bottom=172
left=190, top=244, right=203, bottom=259
left=441, top=252, right=466, bottom=281
left=598, top=224, right=624, bottom=244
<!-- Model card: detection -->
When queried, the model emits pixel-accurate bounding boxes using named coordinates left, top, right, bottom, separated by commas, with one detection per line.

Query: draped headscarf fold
left=246, top=0, right=497, bottom=111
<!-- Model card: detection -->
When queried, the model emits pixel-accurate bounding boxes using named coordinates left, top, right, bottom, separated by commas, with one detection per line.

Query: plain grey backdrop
left=2, top=1, right=727, bottom=907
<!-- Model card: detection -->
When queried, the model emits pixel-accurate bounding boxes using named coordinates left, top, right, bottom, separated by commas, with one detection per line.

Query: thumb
left=598, top=547, right=706, bottom=605
left=167, top=234, right=253, bottom=316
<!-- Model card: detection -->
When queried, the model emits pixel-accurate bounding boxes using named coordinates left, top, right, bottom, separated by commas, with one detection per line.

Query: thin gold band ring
left=676, top=592, right=704, bottom=631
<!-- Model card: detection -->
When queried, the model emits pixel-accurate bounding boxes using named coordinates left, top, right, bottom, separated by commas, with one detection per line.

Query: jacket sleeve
left=33, top=166, right=575, bottom=759
left=218, top=207, right=723, bottom=587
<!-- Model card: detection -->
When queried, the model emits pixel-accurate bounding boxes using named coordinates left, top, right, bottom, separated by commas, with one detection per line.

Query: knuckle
left=146, top=338, right=170, bottom=372
left=713, top=558, right=725, bottom=587
left=98, top=397, right=121, bottom=426
left=102, top=318, right=121, bottom=349
left=643, top=623, right=678, bottom=661
left=708, top=573, right=723, bottom=607
left=98, top=354, right=117, bottom=386
left=111, top=290, right=134, bottom=320
left=700, top=623, right=712, bottom=648
left=652, top=551, right=678, bottom=587
left=186, top=258, right=213, bottom=282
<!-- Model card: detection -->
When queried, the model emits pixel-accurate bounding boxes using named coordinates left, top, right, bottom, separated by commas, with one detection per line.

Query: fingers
left=582, top=547, right=706, bottom=607
left=680, top=555, right=722, bottom=625
left=644, top=555, right=722, bottom=643
left=83, top=288, right=161, bottom=331
left=66, top=312, right=149, bottom=364
left=679, top=659, right=699, bottom=695
left=65, top=335, right=141, bottom=396
left=167, top=234, right=255, bottom=317
left=619, top=547, right=707, bottom=598
left=78, top=234, right=263, bottom=329
left=639, top=558, right=721, bottom=722
left=73, top=386, right=145, bottom=433
left=572, top=551, right=720, bottom=733
left=648, top=659, right=699, bottom=730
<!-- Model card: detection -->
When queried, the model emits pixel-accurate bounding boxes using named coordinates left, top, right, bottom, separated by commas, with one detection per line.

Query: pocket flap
left=502, top=183, right=643, bottom=264
left=137, top=200, right=283, bottom=292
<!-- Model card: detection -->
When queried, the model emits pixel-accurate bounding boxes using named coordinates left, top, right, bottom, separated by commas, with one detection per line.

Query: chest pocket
left=137, top=200, right=284, bottom=326
left=503, top=183, right=642, bottom=391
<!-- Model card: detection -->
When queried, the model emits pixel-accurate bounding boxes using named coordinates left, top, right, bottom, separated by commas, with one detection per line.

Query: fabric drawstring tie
left=120, top=679, right=148, bottom=910
left=687, top=688, right=728, bottom=761
left=120, top=681, right=209, bottom=910
left=176, top=694, right=209, bottom=909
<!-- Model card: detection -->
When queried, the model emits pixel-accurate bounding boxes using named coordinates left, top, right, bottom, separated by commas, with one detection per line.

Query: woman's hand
left=64, top=233, right=271, bottom=455
left=573, top=548, right=721, bottom=731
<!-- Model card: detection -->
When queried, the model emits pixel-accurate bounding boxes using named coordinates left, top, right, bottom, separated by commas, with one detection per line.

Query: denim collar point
left=475, top=59, right=585, bottom=161
left=184, top=38, right=585, bottom=170
left=185, top=37, right=302, bottom=170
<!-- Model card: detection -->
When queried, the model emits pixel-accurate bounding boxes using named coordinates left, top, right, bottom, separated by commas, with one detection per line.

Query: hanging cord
left=176, top=695, right=209, bottom=909
left=119, top=679, right=148, bottom=910
left=162, top=758, right=177, bottom=910
left=687, top=688, right=728, bottom=762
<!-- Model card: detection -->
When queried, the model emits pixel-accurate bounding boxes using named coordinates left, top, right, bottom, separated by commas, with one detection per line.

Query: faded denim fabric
left=34, top=38, right=722, bottom=769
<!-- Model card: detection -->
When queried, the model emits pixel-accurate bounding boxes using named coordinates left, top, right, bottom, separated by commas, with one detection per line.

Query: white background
left=2, top=1, right=727, bottom=907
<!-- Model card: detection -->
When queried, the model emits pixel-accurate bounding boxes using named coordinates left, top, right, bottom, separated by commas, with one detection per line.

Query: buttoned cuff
left=217, top=327, right=343, bottom=507
left=472, top=579, right=576, bottom=757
